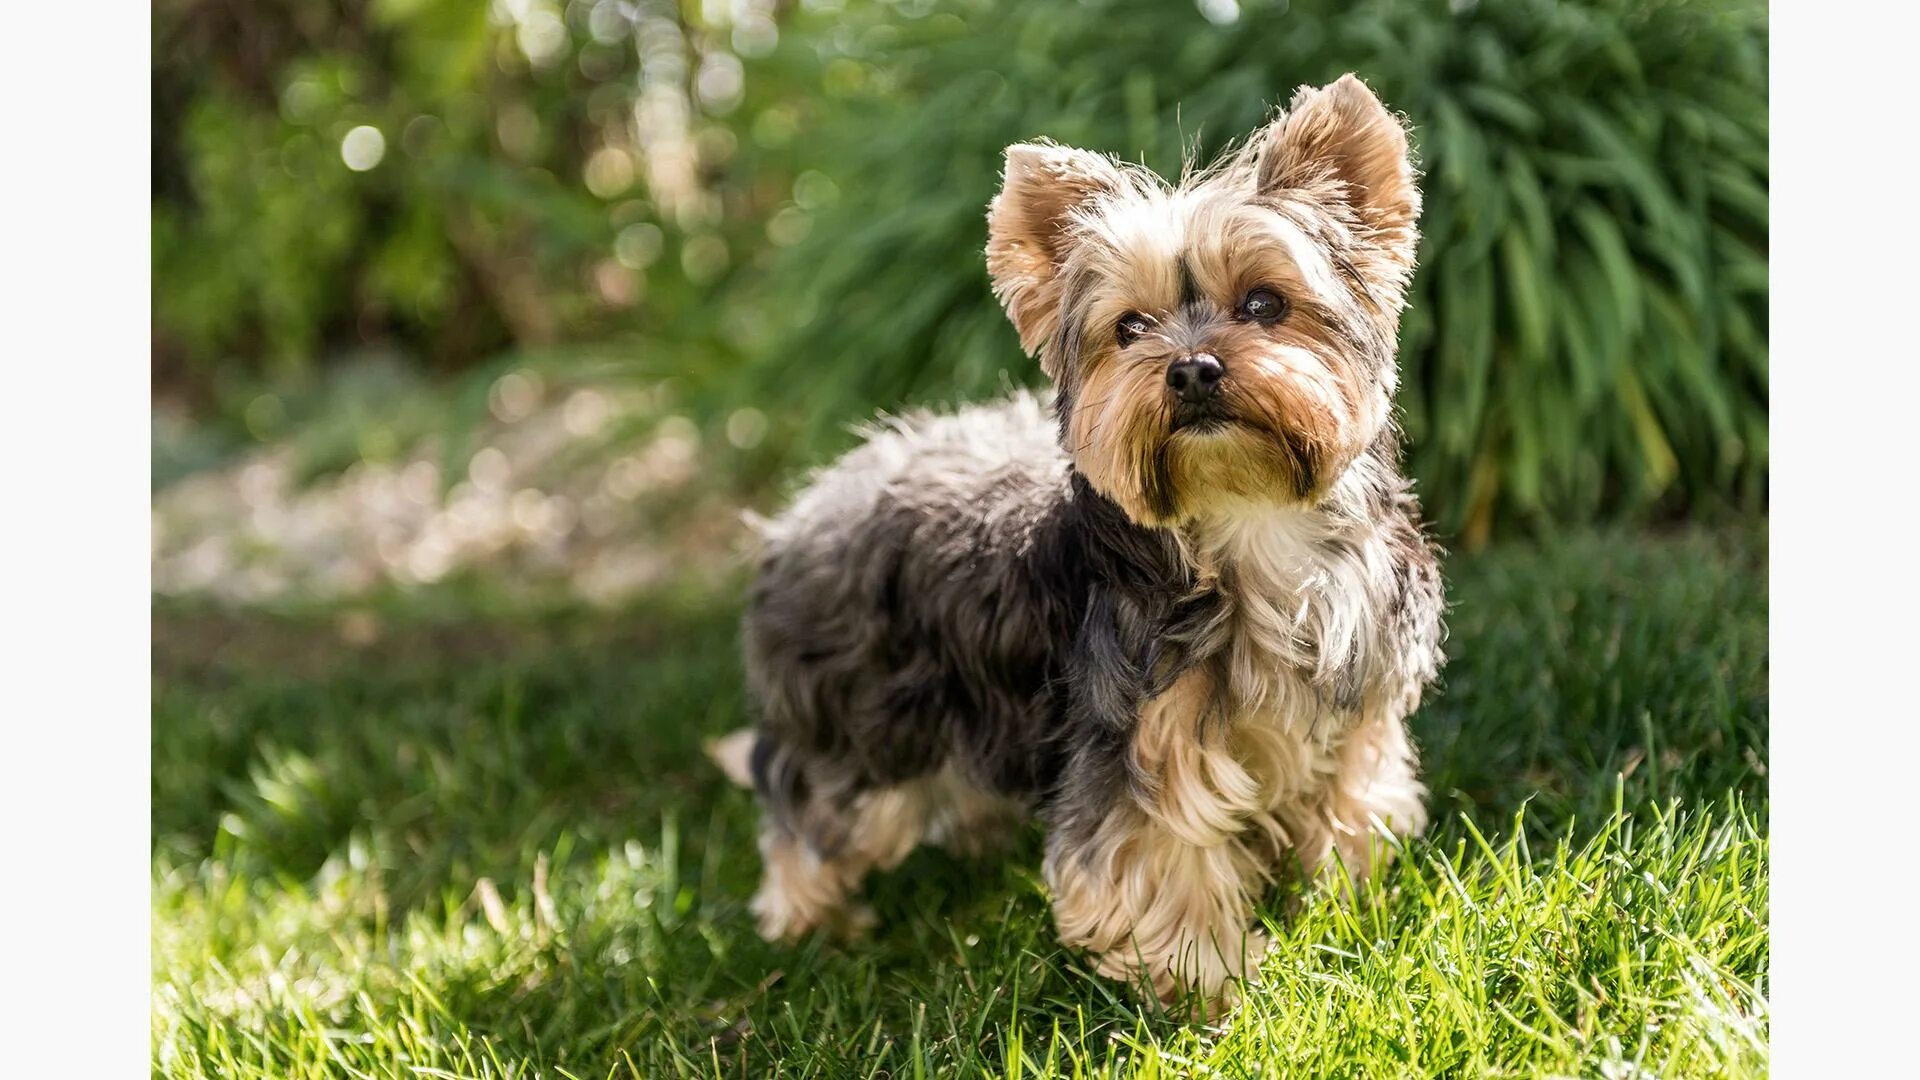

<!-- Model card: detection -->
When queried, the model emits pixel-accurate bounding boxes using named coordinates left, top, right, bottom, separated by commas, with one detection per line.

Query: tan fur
left=1254, top=74, right=1421, bottom=268
left=705, top=728, right=756, bottom=788
left=1290, top=701, right=1427, bottom=882
left=1064, top=341, right=1179, bottom=523
left=1044, top=802, right=1272, bottom=1013
left=1047, top=690, right=1424, bottom=1011
left=1129, top=669, right=1275, bottom=850
left=754, top=828, right=875, bottom=942
left=751, top=765, right=1021, bottom=940
left=986, top=143, right=1131, bottom=359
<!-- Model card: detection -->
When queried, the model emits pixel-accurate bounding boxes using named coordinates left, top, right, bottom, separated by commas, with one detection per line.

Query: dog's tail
left=704, top=728, right=757, bottom=789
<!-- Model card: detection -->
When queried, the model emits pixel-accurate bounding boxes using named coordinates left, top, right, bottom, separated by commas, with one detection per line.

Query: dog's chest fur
left=1197, top=497, right=1400, bottom=723
left=1130, top=501, right=1403, bottom=848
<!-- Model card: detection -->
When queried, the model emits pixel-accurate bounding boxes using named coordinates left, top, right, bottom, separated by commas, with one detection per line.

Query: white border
left=0, top=3, right=152, bottom=1072
left=0, top=0, right=1894, bottom=1072
left=1772, top=2, right=1920, bottom=1075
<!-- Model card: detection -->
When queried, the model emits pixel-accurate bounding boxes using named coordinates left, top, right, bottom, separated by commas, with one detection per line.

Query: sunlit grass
left=152, top=525, right=1767, bottom=1078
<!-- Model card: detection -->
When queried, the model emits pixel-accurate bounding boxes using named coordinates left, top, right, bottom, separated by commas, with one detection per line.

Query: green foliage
left=741, top=0, right=1769, bottom=538
left=153, top=526, right=1768, bottom=1076
left=151, top=86, right=362, bottom=376
left=151, top=1, right=727, bottom=382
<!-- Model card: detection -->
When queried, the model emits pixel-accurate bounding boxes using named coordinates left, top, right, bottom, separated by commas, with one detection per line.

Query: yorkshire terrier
left=710, top=74, right=1444, bottom=1011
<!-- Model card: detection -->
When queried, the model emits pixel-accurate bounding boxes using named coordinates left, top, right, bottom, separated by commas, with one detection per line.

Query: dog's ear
left=986, top=142, right=1126, bottom=358
left=1254, top=74, right=1420, bottom=263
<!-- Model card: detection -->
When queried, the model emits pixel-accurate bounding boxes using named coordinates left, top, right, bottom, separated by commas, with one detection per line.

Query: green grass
left=152, top=525, right=1768, bottom=1078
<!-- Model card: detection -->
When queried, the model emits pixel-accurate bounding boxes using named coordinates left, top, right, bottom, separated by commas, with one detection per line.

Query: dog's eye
left=1239, top=288, right=1288, bottom=322
left=1115, top=312, right=1152, bottom=346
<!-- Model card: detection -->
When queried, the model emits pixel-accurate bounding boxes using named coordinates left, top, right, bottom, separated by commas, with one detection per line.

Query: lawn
left=152, top=524, right=1768, bottom=1078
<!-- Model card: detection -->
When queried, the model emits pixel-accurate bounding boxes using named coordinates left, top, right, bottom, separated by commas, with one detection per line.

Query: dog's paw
left=751, top=889, right=876, bottom=944
left=750, top=892, right=807, bottom=943
left=1151, top=927, right=1271, bottom=1021
left=834, top=902, right=879, bottom=940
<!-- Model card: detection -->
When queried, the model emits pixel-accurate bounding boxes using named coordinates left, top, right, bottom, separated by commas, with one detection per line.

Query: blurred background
left=151, top=0, right=1768, bottom=607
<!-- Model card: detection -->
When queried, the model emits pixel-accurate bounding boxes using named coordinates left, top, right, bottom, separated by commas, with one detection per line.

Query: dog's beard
left=1066, top=342, right=1364, bottom=526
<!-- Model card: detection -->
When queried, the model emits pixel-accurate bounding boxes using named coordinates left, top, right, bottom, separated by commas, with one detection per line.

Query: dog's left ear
left=1255, top=74, right=1420, bottom=264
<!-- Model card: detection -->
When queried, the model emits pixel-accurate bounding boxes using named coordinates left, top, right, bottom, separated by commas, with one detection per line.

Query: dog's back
left=740, top=394, right=1069, bottom=838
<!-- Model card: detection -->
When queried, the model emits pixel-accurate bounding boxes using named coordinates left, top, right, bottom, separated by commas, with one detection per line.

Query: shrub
left=150, top=1, right=751, bottom=388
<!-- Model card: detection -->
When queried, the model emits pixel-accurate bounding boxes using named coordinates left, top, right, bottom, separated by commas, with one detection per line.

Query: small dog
left=711, top=74, right=1443, bottom=1010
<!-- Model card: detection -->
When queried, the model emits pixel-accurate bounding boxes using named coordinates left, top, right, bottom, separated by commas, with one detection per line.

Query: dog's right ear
left=986, top=142, right=1125, bottom=358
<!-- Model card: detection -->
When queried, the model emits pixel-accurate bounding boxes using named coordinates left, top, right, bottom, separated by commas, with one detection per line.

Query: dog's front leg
left=1043, top=807, right=1268, bottom=1014
left=1046, top=666, right=1275, bottom=1010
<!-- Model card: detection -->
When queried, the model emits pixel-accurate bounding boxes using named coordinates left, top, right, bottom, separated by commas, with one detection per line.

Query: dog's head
left=986, top=74, right=1420, bottom=525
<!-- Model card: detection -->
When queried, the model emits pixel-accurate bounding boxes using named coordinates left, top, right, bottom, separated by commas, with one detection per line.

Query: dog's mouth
left=1168, top=399, right=1234, bottom=433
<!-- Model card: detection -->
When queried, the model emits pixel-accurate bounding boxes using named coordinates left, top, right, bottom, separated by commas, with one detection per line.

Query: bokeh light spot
left=680, top=234, right=730, bottom=284
left=1196, top=0, right=1240, bottom=25
left=793, top=171, right=840, bottom=210
left=733, top=17, right=779, bottom=58
left=766, top=207, right=812, bottom=247
left=565, top=389, right=613, bottom=436
left=584, top=147, right=635, bottom=198
left=592, top=259, right=641, bottom=307
left=615, top=223, right=664, bottom=269
left=696, top=53, right=744, bottom=114
left=340, top=125, right=386, bottom=171
left=244, top=394, right=285, bottom=440
left=517, top=9, right=569, bottom=68
left=489, top=370, right=544, bottom=423
left=725, top=408, right=768, bottom=450
left=468, top=447, right=512, bottom=492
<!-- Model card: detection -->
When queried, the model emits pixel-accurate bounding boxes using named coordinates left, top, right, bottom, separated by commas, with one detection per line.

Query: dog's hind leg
left=751, top=821, right=873, bottom=941
left=749, top=776, right=941, bottom=941
left=921, top=765, right=1026, bottom=858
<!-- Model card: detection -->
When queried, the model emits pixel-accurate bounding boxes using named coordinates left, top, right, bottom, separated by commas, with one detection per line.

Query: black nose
left=1166, top=353, right=1224, bottom=403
